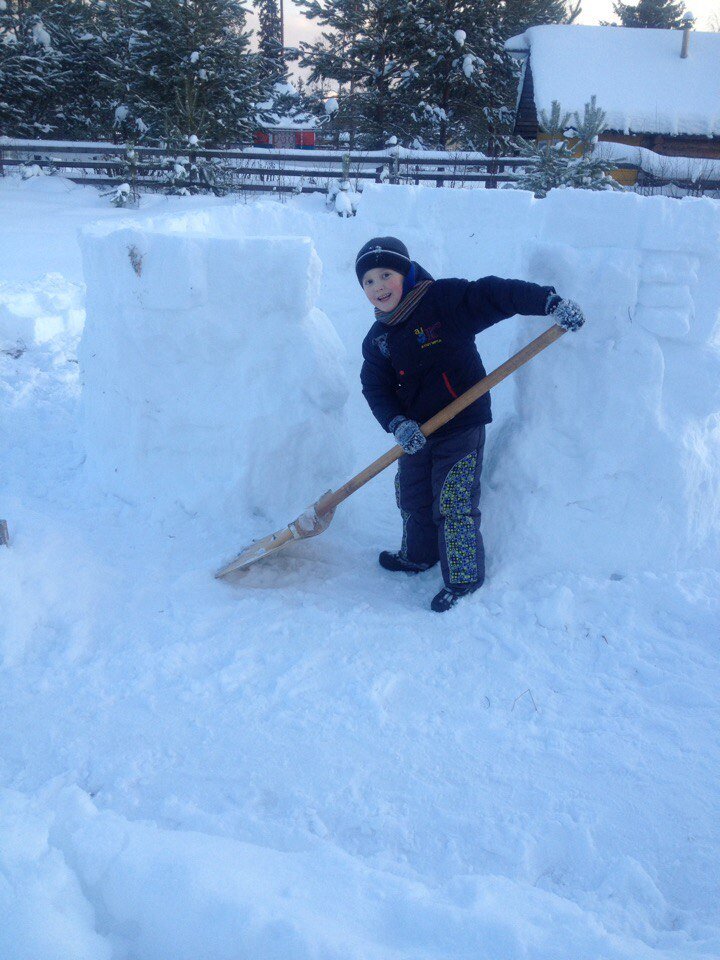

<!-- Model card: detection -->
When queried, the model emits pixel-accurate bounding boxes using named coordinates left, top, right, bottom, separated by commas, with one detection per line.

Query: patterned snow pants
left=395, top=424, right=486, bottom=588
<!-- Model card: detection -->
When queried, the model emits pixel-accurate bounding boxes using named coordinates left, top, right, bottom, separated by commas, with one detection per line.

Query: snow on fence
left=2, top=138, right=718, bottom=198
left=0, top=138, right=531, bottom=195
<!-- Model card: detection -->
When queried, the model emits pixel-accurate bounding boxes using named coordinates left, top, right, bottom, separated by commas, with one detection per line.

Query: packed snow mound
left=79, top=228, right=350, bottom=525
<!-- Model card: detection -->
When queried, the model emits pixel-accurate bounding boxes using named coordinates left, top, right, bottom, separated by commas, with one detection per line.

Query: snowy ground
left=1, top=174, right=719, bottom=960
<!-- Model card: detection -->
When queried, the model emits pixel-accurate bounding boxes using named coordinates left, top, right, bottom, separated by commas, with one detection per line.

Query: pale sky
left=279, top=0, right=720, bottom=49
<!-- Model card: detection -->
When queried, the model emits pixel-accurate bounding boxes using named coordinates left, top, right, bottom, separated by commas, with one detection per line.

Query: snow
left=32, top=21, right=52, bottom=50
left=255, top=80, right=317, bottom=131
left=1, top=136, right=494, bottom=163
left=598, top=140, right=720, bottom=182
left=454, top=29, right=466, bottom=46
left=505, top=25, right=720, bottom=137
left=1, top=173, right=719, bottom=959
left=0, top=272, right=83, bottom=348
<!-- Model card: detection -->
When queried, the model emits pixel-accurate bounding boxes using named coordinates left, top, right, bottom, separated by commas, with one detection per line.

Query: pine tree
left=498, top=0, right=581, bottom=40
left=86, top=1, right=136, bottom=142
left=254, top=0, right=283, bottom=68
left=297, top=0, right=529, bottom=151
left=611, top=0, right=687, bottom=29
left=0, top=0, right=67, bottom=137
left=252, top=0, right=313, bottom=136
left=122, top=0, right=269, bottom=146
left=0, top=0, right=139, bottom=141
left=295, top=0, right=416, bottom=149
left=46, top=0, right=110, bottom=140
left=400, top=0, right=517, bottom=150
left=511, top=96, right=620, bottom=198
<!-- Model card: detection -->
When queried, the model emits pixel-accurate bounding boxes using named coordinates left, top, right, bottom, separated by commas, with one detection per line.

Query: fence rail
left=0, top=140, right=525, bottom=192
left=1, top=139, right=717, bottom=197
left=0, top=140, right=539, bottom=195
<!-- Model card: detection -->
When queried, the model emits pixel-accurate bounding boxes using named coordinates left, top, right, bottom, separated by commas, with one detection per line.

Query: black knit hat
left=355, top=236, right=412, bottom=284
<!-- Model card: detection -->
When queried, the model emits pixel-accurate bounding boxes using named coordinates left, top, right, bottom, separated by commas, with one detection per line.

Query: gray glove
left=546, top=294, right=586, bottom=332
left=388, top=416, right=426, bottom=455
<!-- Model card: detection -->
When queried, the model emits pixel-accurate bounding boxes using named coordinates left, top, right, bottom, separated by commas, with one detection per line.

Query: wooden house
left=505, top=25, right=720, bottom=184
left=253, top=123, right=316, bottom=150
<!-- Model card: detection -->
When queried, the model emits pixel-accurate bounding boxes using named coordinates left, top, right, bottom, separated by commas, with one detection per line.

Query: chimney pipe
left=681, top=12, right=694, bottom=59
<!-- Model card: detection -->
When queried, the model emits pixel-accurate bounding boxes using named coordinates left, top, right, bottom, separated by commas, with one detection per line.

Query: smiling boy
left=357, top=236, right=585, bottom=612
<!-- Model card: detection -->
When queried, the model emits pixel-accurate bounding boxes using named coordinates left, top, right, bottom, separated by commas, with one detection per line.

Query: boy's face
left=362, top=267, right=404, bottom=313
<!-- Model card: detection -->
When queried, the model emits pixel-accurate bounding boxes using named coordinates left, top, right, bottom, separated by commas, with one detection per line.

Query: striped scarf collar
left=375, top=279, right=434, bottom=327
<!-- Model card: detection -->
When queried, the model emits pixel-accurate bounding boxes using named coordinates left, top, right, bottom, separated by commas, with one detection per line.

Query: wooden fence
left=1, top=139, right=717, bottom=197
left=0, top=140, right=542, bottom=194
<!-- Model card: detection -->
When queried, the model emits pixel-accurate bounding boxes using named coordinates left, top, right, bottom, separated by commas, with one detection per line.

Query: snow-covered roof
left=504, top=25, right=720, bottom=137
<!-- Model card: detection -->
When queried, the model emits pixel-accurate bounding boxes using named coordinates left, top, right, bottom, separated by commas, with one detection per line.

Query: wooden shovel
left=215, top=323, right=566, bottom=579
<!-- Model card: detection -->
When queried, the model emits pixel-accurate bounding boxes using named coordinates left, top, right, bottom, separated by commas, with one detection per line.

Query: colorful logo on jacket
left=414, top=322, right=442, bottom=349
left=372, top=333, right=390, bottom=358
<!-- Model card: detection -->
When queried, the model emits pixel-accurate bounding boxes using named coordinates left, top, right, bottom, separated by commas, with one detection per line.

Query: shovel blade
left=214, top=525, right=295, bottom=578
left=214, top=499, right=336, bottom=579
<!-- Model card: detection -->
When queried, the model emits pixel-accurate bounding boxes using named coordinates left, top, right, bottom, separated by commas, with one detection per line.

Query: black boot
left=430, top=583, right=480, bottom=613
left=379, top=551, right=435, bottom=574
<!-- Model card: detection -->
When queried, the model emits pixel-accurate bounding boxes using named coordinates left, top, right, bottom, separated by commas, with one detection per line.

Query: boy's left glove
left=388, top=416, right=426, bottom=455
left=546, top=294, right=586, bottom=332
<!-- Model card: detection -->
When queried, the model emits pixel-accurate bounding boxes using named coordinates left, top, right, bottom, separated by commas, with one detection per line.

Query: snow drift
left=79, top=228, right=350, bottom=526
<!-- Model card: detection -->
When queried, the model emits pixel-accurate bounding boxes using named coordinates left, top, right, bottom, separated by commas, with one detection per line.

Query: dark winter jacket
left=360, top=270, right=556, bottom=437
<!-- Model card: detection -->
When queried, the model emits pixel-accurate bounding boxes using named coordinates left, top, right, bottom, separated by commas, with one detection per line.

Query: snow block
left=492, top=190, right=720, bottom=574
left=0, top=274, right=84, bottom=349
left=79, top=228, right=349, bottom=524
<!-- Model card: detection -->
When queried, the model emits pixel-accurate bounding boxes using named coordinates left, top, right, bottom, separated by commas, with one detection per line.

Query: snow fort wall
left=360, top=186, right=720, bottom=575
left=79, top=229, right=349, bottom=525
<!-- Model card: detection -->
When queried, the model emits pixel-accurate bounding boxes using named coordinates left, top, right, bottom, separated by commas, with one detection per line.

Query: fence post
left=486, top=149, right=498, bottom=190
left=125, top=145, right=139, bottom=204
left=389, top=150, right=400, bottom=185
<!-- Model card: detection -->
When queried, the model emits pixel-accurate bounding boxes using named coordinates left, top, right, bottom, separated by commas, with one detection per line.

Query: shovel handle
left=317, top=323, right=566, bottom=516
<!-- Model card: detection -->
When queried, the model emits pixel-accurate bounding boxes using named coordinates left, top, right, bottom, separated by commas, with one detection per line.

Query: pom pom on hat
left=355, top=236, right=411, bottom=284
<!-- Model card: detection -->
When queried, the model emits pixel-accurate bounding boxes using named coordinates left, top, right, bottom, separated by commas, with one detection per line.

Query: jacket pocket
left=442, top=371, right=458, bottom=399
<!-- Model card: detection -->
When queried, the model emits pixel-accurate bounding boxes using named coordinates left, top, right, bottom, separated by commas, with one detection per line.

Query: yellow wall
left=536, top=132, right=638, bottom=185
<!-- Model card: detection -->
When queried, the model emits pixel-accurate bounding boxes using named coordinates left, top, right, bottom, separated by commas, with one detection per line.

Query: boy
left=357, top=236, right=585, bottom=612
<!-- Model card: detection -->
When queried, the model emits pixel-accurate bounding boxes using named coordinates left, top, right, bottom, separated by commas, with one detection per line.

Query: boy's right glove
left=388, top=416, right=427, bottom=455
